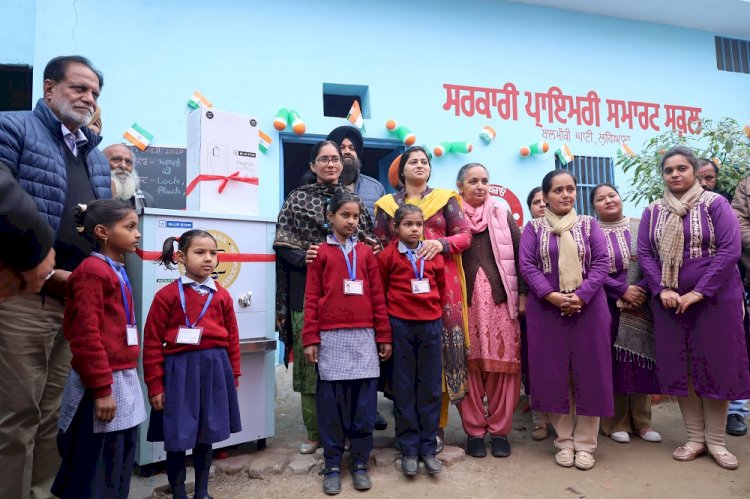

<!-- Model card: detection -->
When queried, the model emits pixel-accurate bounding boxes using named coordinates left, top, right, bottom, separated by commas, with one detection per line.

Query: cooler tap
left=238, top=291, right=253, bottom=308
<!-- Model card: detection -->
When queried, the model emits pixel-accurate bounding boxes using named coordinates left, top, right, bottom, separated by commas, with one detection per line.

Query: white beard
left=111, top=169, right=139, bottom=201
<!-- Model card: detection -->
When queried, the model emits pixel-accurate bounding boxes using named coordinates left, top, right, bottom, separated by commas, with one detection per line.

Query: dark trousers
left=316, top=377, right=377, bottom=470
left=51, top=393, right=137, bottom=499
left=390, top=316, right=443, bottom=457
left=166, top=443, right=212, bottom=499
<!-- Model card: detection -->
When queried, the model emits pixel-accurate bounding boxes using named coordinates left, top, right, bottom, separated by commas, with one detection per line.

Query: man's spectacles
left=316, top=156, right=342, bottom=165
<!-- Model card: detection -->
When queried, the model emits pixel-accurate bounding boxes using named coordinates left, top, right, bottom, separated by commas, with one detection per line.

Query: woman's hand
left=305, top=245, right=320, bottom=265
left=518, top=294, right=527, bottom=316
left=622, top=285, right=646, bottom=307
left=378, top=343, right=393, bottom=361
left=561, top=293, right=584, bottom=316
left=304, top=345, right=319, bottom=364
left=149, top=393, right=164, bottom=411
left=416, top=240, right=443, bottom=261
left=676, top=290, right=703, bottom=314
left=95, top=394, right=117, bottom=422
left=659, top=289, right=680, bottom=309
left=544, top=292, right=568, bottom=310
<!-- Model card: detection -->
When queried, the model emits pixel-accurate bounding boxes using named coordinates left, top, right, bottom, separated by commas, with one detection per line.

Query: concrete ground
left=133, top=365, right=750, bottom=498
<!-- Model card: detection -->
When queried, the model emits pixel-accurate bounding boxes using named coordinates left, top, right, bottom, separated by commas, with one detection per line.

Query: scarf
left=545, top=209, right=582, bottom=293
left=463, top=198, right=489, bottom=234
left=657, top=180, right=703, bottom=289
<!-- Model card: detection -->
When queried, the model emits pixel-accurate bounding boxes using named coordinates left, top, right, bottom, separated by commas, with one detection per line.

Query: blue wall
left=0, top=0, right=36, bottom=64
left=23, top=0, right=750, bottom=217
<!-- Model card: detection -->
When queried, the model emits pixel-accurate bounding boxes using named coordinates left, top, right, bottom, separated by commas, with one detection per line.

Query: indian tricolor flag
left=347, top=100, right=365, bottom=132
left=619, top=143, right=636, bottom=157
left=259, top=130, right=272, bottom=154
left=187, top=91, right=213, bottom=111
left=123, top=123, right=153, bottom=151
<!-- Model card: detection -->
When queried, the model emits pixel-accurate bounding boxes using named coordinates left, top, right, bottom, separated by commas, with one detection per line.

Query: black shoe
left=319, top=468, right=342, bottom=495
left=422, top=455, right=443, bottom=475
left=466, top=436, right=487, bottom=458
left=401, top=456, right=418, bottom=476
left=727, top=414, right=748, bottom=436
left=351, top=464, right=372, bottom=491
left=374, top=411, right=388, bottom=431
left=490, top=435, right=511, bottom=458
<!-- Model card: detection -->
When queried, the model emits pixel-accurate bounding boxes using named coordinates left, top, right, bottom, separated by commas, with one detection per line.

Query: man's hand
left=20, top=248, right=56, bottom=295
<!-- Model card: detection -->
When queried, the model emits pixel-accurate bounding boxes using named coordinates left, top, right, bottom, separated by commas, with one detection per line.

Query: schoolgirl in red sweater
left=53, top=199, right=145, bottom=499
left=377, top=204, right=446, bottom=477
left=143, top=229, right=241, bottom=499
left=302, top=191, right=392, bottom=495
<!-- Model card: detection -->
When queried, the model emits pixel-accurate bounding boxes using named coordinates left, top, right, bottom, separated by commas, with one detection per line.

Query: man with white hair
left=103, top=143, right=154, bottom=211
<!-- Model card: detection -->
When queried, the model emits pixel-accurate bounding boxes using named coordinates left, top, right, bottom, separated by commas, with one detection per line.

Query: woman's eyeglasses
left=316, top=156, right=342, bottom=165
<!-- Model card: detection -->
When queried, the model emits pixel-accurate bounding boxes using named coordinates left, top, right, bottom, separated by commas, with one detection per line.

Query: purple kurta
left=638, top=192, right=750, bottom=400
left=520, top=215, right=614, bottom=417
left=600, top=218, right=660, bottom=395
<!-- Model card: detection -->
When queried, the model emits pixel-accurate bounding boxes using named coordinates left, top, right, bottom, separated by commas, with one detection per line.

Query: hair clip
left=75, top=224, right=85, bottom=233
left=77, top=203, right=87, bottom=212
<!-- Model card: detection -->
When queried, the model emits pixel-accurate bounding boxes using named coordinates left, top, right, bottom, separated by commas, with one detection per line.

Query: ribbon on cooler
left=185, top=170, right=259, bottom=196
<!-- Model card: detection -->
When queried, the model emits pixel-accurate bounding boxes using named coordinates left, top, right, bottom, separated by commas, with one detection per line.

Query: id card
left=126, top=326, right=139, bottom=346
left=411, top=279, right=431, bottom=294
left=176, top=326, right=203, bottom=345
left=343, top=279, right=364, bottom=295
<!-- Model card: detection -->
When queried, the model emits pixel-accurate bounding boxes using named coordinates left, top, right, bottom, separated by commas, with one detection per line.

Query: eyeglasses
left=316, top=156, right=341, bottom=165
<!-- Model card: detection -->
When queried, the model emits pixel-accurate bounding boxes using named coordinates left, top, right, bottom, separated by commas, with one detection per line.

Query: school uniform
left=143, top=276, right=241, bottom=498
left=378, top=240, right=446, bottom=458
left=303, top=236, right=391, bottom=472
left=52, top=254, right=146, bottom=499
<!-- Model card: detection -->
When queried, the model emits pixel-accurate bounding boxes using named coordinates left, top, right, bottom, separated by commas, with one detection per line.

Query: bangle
left=45, top=270, right=55, bottom=281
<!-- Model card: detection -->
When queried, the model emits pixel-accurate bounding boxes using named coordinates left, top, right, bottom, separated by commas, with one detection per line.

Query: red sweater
left=378, top=240, right=446, bottom=321
left=302, top=241, right=392, bottom=346
left=63, top=256, right=140, bottom=398
left=143, top=280, right=241, bottom=397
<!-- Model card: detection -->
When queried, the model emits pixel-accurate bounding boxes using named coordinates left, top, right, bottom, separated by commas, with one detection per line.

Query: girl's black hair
left=327, top=190, right=361, bottom=215
left=660, top=145, right=698, bottom=172
left=526, top=186, right=542, bottom=210
left=541, top=169, right=578, bottom=195
left=394, top=204, right=423, bottom=226
left=73, top=199, right=135, bottom=247
left=157, top=229, right=217, bottom=270
left=397, top=146, right=432, bottom=185
left=589, top=182, right=619, bottom=207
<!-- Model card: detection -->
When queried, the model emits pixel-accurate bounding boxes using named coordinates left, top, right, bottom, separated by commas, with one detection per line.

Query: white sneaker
left=610, top=431, right=630, bottom=443
left=638, top=428, right=662, bottom=442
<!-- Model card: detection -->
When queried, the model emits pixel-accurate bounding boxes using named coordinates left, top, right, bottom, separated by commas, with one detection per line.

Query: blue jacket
left=0, top=98, right=111, bottom=235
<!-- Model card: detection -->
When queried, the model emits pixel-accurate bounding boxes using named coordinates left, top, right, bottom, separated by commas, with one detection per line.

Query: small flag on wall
left=123, top=123, right=154, bottom=151
left=347, top=100, right=365, bottom=132
left=187, top=91, right=213, bottom=111
left=259, top=130, right=272, bottom=153
left=555, top=144, right=574, bottom=165
left=619, top=143, right=636, bottom=157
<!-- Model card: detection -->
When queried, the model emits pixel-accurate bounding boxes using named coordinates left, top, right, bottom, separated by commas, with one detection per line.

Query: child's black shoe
left=401, top=456, right=418, bottom=476
left=351, top=464, right=371, bottom=491
left=422, top=455, right=442, bottom=475
left=320, top=467, right=341, bottom=495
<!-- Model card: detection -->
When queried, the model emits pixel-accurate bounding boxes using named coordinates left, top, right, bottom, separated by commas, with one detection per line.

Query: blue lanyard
left=177, top=279, right=214, bottom=327
left=406, top=250, right=424, bottom=280
left=336, top=240, right=357, bottom=281
left=103, top=255, right=135, bottom=326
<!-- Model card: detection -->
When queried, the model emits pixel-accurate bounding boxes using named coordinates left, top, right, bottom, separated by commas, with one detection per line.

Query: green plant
left=617, top=117, right=750, bottom=205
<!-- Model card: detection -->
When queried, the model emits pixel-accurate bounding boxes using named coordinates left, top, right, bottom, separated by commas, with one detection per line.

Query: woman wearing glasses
left=374, top=146, right=472, bottom=453
left=274, top=140, right=373, bottom=454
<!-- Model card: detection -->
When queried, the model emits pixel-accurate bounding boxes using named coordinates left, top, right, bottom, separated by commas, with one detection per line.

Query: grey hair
left=456, top=162, right=488, bottom=184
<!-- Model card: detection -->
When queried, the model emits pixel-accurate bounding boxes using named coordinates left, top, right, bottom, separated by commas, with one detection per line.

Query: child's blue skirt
left=147, top=347, right=241, bottom=452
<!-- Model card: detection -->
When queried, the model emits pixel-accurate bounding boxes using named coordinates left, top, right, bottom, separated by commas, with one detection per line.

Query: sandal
left=672, top=444, right=706, bottom=462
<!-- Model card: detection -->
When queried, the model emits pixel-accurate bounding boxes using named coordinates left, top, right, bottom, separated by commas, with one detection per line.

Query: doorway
left=279, top=133, right=404, bottom=201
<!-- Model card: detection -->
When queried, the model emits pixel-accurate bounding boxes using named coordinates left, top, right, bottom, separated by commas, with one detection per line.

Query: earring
left=103, top=236, right=108, bottom=246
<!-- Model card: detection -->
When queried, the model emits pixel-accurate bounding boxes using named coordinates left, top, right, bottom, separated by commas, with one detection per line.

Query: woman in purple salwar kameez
left=638, top=146, right=750, bottom=470
left=591, top=184, right=662, bottom=445
left=520, top=170, right=613, bottom=471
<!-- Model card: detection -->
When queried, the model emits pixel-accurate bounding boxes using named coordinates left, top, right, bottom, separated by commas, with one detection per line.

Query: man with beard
left=104, top=143, right=154, bottom=211
left=326, top=125, right=385, bottom=221
left=0, top=55, right=111, bottom=499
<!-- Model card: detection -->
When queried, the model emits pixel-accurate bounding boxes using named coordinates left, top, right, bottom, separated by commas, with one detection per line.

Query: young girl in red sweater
left=378, top=204, right=446, bottom=477
left=302, top=191, right=392, bottom=495
left=143, top=230, right=241, bottom=499
left=52, top=199, right=145, bottom=499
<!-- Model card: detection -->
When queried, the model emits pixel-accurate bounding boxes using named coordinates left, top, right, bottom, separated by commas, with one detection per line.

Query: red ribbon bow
left=185, top=171, right=259, bottom=196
